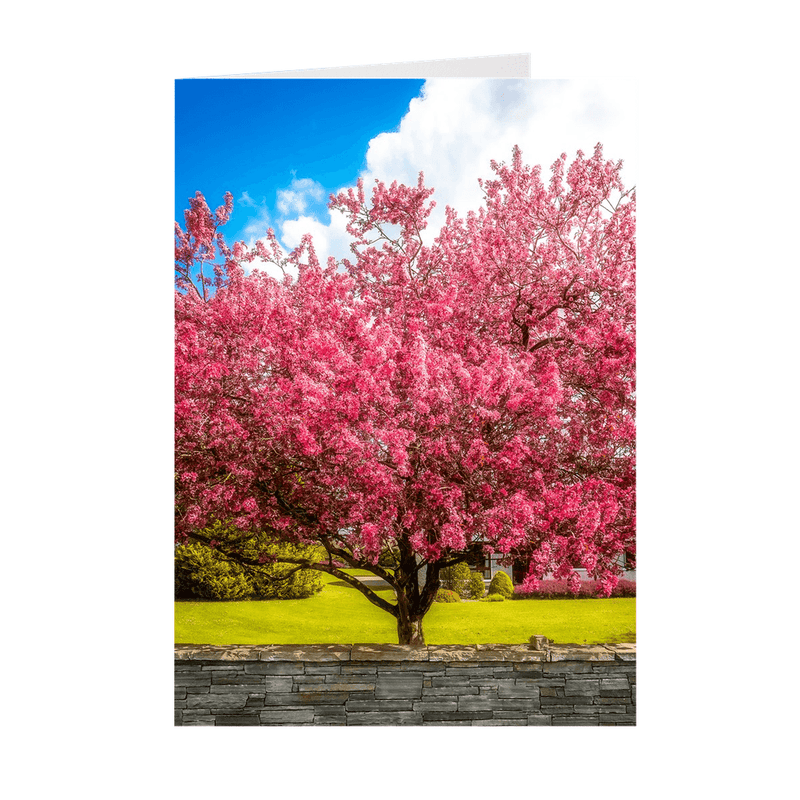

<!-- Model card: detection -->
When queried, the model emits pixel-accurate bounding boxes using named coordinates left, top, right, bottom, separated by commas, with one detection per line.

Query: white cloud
left=275, top=79, right=637, bottom=264
left=279, top=208, right=352, bottom=266
left=276, top=177, right=326, bottom=216
left=237, top=190, right=260, bottom=209
left=361, top=79, right=637, bottom=242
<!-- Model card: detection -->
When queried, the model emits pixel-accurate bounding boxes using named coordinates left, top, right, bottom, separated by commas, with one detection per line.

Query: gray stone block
left=600, top=713, right=636, bottom=725
left=320, top=683, right=375, bottom=692
left=552, top=716, right=599, bottom=726
left=600, top=677, right=630, bottom=690
left=400, top=661, right=445, bottom=673
left=458, top=696, right=539, bottom=712
left=259, top=709, right=315, bottom=724
left=184, top=685, right=210, bottom=694
left=341, top=665, right=377, bottom=675
left=543, top=661, right=594, bottom=674
left=304, top=664, right=342, bottom=674
left=527, top=714, right=552, bottom=725
left=512, top=663, right=545, bottom=674
left=181, top=718, right=215, bottom=726
left=432, top=676, right=471, bottom=686
left=244, top=662, right=304, bottom=675
left=293, top=691, right=350, bottom=705
left=540, top=687, right=563, bottom=697
left=175, top=662, right=204, bottom=672
left=175, top=674, right=212, bottom=686
left=293, top=675, right=326, bottom=685
left=422, top=720, right=473, bottom=726
left=540, top=704, right=579, bottom=714
left=313, top=706, right=348, bottom=718
left=212, top=675, right=265, bottom=685
left=421, top=711, right=492, bottom=721
left=342, top=691, right=375, bottom=700
left=326, top=673, right=378, bottom=684
left=442, top=667, right=499, bottom=679
left=375, top=673, right=423, bottom=699
left=215, top=715, right=261, bottom=725
left=412, top=700, right=459, bottom=712
left=423, top=686, right=479, bottom=697
left=175, top=688, right=187, bottom=700
left=346, top=700, right=413, bottom=712
left=472, top=718, right=527, bottom=725
left=565, top=679, right=600, bottom=696
left=347, top=712, right=423, bottom=725
left=212, top=677, right=293, bottom=693
left=187, top=693, right=248, bottom=709
left=497, top=680, right=540, bottom=698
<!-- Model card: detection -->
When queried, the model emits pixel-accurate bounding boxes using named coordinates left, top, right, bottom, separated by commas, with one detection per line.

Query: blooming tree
left=175, top=144, right=635, bottom=645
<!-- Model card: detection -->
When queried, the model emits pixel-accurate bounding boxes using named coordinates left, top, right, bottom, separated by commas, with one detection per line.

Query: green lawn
left=175, top=572, right=635, bottom=646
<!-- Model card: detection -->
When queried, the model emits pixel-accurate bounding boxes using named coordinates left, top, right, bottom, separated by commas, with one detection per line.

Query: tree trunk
left=396, top=610, right=426, bottom=645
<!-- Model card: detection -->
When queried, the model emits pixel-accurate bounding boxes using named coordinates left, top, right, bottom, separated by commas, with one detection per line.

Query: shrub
left=434, top=588, right=461, bottom=603
left=488, top=570, right=514, bottom=598
left=479, top=593, right=505, bottom=602
left=511, top=578, right=637, bottom=599
left=468, top=571, right=486, bottom=599
left=248, top=539, right=326, bottom=599
left=439, top=562, right=471, bottom=597
left=175, top=541, right=253, bottom=600
left=175, top=524, right=325, bottom=601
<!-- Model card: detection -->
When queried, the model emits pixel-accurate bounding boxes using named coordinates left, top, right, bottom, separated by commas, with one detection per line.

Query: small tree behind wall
left=175, top=144, right=636, bottom=644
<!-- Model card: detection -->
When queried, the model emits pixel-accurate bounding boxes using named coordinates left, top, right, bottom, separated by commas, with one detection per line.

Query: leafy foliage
left=440, top=562, right=472, bottom=597
left=479, top=593, right=505, bottom=602
left=488, top=570, right=515, bottom=598
left=175, top=524, right=324, bottom=600
left=434, top=588, right=462, bottom=603
left=175, top=144, right=635, bottom=643
left=175, top=541, right=252, bottom=601
left=468, top=571, right=486, bottom=599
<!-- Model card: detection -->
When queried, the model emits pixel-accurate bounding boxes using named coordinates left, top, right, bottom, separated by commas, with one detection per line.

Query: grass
left=175, top=571, right=635, bottom=646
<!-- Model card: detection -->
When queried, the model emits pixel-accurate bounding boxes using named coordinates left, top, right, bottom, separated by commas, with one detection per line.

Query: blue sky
left=175, top=78, right=637, bottom=274
left=176, top=79, right=424, bottom=247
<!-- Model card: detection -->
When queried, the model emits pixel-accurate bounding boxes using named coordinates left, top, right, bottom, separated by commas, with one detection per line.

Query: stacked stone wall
left=175, top=643, right=635, bottom=726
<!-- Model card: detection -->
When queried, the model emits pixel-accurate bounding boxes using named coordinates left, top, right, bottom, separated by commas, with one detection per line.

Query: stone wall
left=175, top=643, right=635, bottom=726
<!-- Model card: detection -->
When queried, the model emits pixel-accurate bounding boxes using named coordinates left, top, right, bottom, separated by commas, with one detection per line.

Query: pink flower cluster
left=175, top=145, right=635, bottom=586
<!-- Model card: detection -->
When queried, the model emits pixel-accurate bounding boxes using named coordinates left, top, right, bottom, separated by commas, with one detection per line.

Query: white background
left=2, top=2, right=797, bottom=797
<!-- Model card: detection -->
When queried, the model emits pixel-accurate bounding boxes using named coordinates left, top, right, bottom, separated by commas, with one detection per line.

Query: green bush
left=434, top=588, right=461, bottom=603
left=175, top=524, right=325, bottom=601
left=175, top=541, right=253, bottom=600
left=479, top=593, right=505, bottom=602
left=468, top=571, right=486, bottom=599
left=488, top=570, right=514, bottom=598
left=440, top=562, right=471, bottom=597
